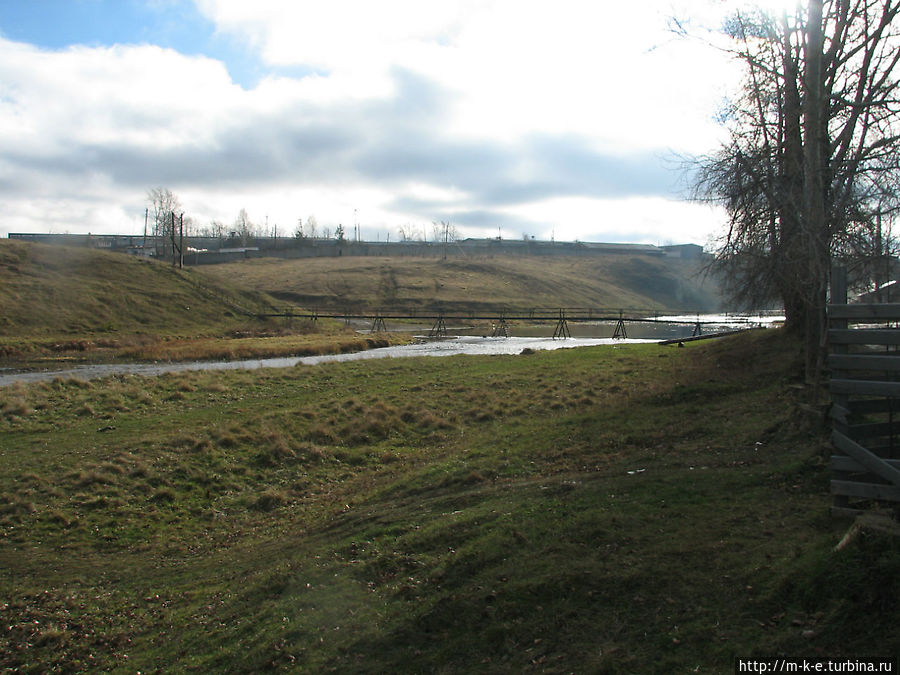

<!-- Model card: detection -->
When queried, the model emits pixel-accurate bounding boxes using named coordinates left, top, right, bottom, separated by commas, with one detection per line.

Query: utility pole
left=170, top=212, right=184, bottom=268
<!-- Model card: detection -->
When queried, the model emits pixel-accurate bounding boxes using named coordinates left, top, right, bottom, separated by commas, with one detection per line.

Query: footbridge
left=260, top=306, right=756, bottom=340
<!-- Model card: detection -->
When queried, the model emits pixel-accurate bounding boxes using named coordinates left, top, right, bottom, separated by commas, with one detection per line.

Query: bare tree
left=432, top=220, right=458, bottom=259
left=181, top=214, right=197, bottom=238
left=146, top=187, right=181, bottom=257
left=209, top=220, right=226, bottom=239
left=691, top=0, right=900, bottom=379
left=234, top=208, right=254, bottom=245
left=431, top=220, right=458, bottom=243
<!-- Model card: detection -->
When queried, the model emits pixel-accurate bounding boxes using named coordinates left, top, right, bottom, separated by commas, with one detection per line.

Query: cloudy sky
left=0, top=1, right=775, bottom=246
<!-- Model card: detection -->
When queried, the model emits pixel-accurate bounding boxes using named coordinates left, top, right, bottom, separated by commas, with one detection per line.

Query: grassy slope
left=0, top=239, right=273, bottom=338
left=2, top=330, right=896, bottom=673
left=0, top=240, right=397, bottom=363
left=196, top=253, right=723, bottom=313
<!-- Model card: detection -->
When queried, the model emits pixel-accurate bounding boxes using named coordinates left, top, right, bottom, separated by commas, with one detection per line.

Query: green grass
left=1, top=330, right=897, bottom=673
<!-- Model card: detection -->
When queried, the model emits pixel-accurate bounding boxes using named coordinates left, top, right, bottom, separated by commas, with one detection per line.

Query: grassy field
left=0, top=240, right=411, bottom=364
left=2, top=330, right=896, bottom=673
left=195, top=253, right=723, bottom=313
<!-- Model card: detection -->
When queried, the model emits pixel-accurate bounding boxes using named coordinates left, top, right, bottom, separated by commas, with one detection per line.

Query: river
left=0, top=313, right=782, bottom=387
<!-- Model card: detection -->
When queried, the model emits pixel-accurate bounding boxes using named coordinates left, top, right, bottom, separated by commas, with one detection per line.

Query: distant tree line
left=146, top=188, right=462, bottom=248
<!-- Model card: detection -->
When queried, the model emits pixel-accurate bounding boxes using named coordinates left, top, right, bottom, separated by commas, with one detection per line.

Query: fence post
left=829, top=266, right=850, bottom=513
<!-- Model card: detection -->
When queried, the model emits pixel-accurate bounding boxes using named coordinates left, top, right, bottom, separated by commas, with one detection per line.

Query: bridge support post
left=492, top=316, right=510, bottom=338
left=371, top=315, right=386, bottom=333
left=553, top=310, right=571, bottom=339
left=429, top=316, right=447, bottom=338
left=612, top=310, right=628, bottom=339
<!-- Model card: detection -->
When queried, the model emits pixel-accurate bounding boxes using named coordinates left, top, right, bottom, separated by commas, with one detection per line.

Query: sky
left=0, top=0, right=779, bottom=246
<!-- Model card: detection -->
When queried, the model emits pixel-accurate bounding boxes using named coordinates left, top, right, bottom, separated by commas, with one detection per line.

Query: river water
left=0, top=313, right=782, bottom=388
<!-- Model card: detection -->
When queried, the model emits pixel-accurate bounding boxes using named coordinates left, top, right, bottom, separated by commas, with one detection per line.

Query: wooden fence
left=829, top=267, right=900, bottom=517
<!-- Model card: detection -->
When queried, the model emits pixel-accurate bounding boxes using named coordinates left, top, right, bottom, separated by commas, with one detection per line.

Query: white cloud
left=0, top=1, right=742, bottom=245
left=196, top=0, right=736, bottom=150
left=501, top=195, right=724, bottom=245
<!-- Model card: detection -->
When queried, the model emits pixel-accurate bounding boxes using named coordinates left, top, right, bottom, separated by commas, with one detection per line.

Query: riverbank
left=0, top=327, right=417, bottom=371
left=2, top=329, right=897, bottom=672
left=0, top=335, right=663, bottom=387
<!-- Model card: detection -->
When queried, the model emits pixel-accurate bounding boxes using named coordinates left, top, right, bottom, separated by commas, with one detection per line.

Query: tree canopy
left=692, top=0, right=900, bottom=378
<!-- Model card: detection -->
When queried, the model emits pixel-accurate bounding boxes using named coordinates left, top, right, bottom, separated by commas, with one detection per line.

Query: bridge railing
left=259, top=305, right=709, bottom=323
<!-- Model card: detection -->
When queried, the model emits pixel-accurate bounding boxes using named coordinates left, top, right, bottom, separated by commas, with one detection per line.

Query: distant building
left=8, top=232, right=709, bottom=264
left=660, top=244, right=704, bottom=260
left=8, top=232, right=153, bottom=256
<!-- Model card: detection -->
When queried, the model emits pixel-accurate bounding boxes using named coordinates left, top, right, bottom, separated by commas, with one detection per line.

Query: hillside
left=196, top=253, right=724, bottom=313
left=0, top=239, right=724, bottom=363
left=0, top=240, right=417, bottom=364
left=0, top=239, right=275, bottom=339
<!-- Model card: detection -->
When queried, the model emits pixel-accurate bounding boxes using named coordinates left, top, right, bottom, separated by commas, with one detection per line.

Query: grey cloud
left=0, top=63, right=684, bottom=230
left=350, top=71, right=683, bottom=214
left=3, top=117, right=359, bottom=190
left=101, top=121, right=358, bottom=188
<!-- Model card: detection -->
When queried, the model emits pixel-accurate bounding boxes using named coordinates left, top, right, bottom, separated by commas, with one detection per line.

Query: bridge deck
left=262, top=307, right=749, bottom=326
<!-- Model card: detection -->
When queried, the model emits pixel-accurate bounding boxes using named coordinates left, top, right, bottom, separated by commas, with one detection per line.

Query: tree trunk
left=802, top=0, right=828, bottom=382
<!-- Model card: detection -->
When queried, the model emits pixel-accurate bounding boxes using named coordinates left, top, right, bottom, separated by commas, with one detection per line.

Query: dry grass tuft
left=214, top=431, right=239, bottom=449
left=149, top=488, right=176, bottom=503
left=0, top=493, right=36, bottom=519
left=66, top=469, right=116, bottom=489
left=74, top=404, right=95, bottom=417
left=46, top=510, right=76, bottom=527
left=1, top=396, right=32, bottom=418
left=255, top=430, right=297, bottom=466
left=250, top=488, right=289, bottom=512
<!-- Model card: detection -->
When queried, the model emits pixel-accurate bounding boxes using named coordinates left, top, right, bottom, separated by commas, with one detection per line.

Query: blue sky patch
left=0, top=0, right=265, bottom=88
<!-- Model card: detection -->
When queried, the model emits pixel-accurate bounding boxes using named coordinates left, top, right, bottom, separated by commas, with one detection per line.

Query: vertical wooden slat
left=829, top=266, right=850, bottom=512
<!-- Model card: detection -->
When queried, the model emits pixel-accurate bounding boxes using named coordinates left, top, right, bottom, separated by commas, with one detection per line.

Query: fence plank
left=832, top=455, right=900, bottom=473
left=831, top=479, right=900, bottom=501
left=830, top=379, right=900, bottom=397
left=828, top=303, right=900, bottom=320
left=828, top=354, right=900, bottom=373
left=828, top=328, right=900, bottom=345
left=848, top=399, right=900, bottom=415
left=846, top=420, right=900, bottom=441
left=831, top=430, right=900, bottom=487
left=828, top=329, right=900, bottom=345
